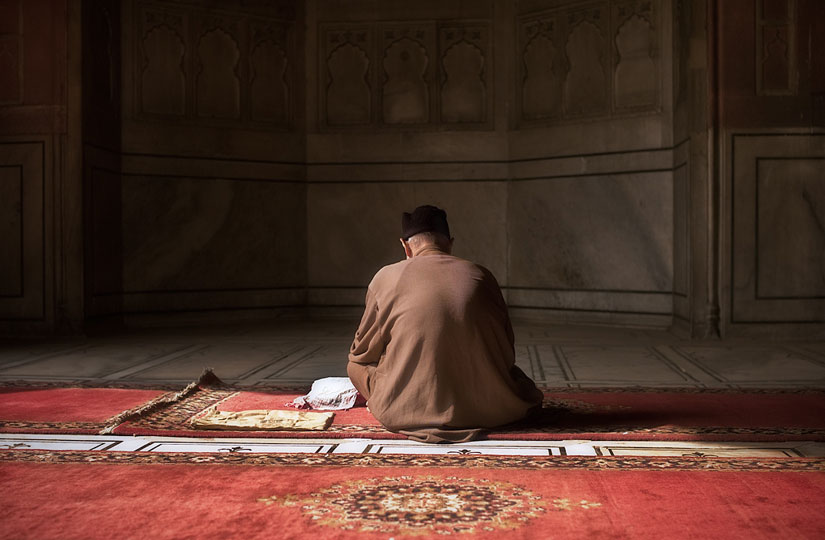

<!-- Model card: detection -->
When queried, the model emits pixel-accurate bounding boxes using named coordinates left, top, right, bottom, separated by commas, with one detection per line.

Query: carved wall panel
left=0, top=1, right=21, bottom=104
left=756, top=0, right=796, bottom=95
left=140, top=9, right=187, bottom=116
left=135, top=1, right=293, bottom=127
left=518, top=0, right=661, bottom=127
left=325, top=31, right=372, bottom=125
left=564, top=12, right=608, bottom=117
left=319, top=21, right=491, bottom=130
left=381, top=27, right=433, bottom=125
left=522, top=19, right=563, bottom=120
left=614, top=1, right=658, bottom=110
left=440, top=26, right=488, bottom=124
left=250, top=24, right=289, bottom=123
left=195, top=27, right=241, bottom=119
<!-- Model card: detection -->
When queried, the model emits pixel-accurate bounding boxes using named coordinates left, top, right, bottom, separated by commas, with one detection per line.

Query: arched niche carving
left=250, top=39, right=289, bottom=124
left=196, top=28, right=241, bottom=119
left=615, top=14, right=657, bottom=109
left=441, top=40, right=485, bottom=123
left=141, top=24, right=185, bottom=115
left=382, top=38, right=429, bottom=124
left=523, top=34, right=562, bottom=120
left=326, top=42, right=371, bottom=125
left=563, top=21, right=608, bottom=117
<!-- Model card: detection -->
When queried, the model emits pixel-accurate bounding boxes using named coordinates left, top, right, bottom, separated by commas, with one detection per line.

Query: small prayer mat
left=190, top=408, right=334, bottom=431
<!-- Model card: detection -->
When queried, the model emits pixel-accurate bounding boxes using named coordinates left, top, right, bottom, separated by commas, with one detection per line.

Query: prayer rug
left=110, top=372, right=825, bottom=442
left=0, top=450, right=823, bottom=539
left=0, top=381, right=172, bottom=434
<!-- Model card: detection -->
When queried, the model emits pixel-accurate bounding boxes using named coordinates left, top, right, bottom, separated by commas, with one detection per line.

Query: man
left=347, top=205, right=543, bottom=443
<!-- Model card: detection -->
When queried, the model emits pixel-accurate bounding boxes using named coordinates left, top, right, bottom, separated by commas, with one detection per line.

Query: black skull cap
left=401, top=205, right=451, bottom=240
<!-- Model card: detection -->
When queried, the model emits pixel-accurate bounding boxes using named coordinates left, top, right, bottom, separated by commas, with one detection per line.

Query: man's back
left=348, top=248, right=542, bottom=443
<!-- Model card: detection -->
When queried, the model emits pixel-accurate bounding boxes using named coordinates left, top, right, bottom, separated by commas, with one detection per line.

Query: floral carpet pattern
left=259, top=475, right=566, bottom=536
left=1, top=450, right=824, bottom=539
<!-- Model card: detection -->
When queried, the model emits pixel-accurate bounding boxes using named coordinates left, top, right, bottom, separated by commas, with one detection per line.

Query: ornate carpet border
left=1, top=449, right=824, bottom=471
left=0, top=421, right=106, bottom=433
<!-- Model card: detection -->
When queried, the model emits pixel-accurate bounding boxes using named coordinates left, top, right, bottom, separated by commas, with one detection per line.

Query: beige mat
left=191, top=408, right=335, bottom=431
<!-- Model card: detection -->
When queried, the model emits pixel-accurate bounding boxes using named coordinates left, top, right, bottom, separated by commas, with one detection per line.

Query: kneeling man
left=347, top=205, right=543, bottom=443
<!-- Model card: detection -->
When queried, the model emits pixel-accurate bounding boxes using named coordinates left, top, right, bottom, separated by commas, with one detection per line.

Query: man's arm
left=347, top=287, right=384, bottom=399
left=483, top=265, right=543, bottom=403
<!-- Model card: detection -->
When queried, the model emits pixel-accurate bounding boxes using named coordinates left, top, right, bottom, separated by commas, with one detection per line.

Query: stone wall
left=305, top=0, right=681, bottom=328
left=116, top=0, right=306, bottom=316
left=718, top=0, right=825, bottom=334
left=1, top=0, right=822, bottom=336
left=0, top=0, right=81, bottom=334
left=305, top=0, right=510, bottom=311
left=505, top=0, right=676, bottom=326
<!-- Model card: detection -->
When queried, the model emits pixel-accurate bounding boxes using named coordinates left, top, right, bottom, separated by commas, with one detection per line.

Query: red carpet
left=111, top=377, right=825, bottom=441
left=0, top=383, right=168, bottom=434
left=1, top=450, right=823, bottom=539
left=4, top=375, right=824, bottom=441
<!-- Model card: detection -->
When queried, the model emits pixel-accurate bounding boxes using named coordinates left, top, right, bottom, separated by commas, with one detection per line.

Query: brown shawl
left=347, top=248, right=542, bottom=443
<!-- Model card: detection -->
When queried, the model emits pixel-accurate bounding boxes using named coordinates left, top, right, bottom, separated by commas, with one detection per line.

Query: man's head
left=400, top=205, right=454, bottom=258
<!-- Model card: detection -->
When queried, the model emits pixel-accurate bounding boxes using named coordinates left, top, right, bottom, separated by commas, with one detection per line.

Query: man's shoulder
left=369, top=259, right=409, bottom=288
left=369, top=256, right=499, bottom=288
left=448, top=256, right=498, bottom=282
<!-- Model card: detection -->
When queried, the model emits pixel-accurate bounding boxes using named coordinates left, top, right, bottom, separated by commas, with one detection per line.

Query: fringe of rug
left=99, top=368, right=226, bottom=434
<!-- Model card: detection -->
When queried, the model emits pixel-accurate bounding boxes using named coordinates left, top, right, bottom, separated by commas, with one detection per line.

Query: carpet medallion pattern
left=258, top=475, right=573, bottom=536
left=1, top=450, right=823, bottom=539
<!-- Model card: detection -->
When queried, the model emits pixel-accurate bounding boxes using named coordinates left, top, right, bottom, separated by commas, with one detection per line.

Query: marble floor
left=2, top=318, right=824, bottom=388
left=2, top=318, right=824, bottom=457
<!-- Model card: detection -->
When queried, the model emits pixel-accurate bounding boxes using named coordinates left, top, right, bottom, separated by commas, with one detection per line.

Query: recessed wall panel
left=122, top=176, right=305, bottom=294
left=0, top=165, right=22, bottom=296
left=0, top=141, right=45, bottom=320
left=508, top=173, right=673, bottom=293
left=730, top=133, right=825, bottom=323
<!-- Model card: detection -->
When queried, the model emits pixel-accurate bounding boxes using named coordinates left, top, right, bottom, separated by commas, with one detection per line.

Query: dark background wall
left=718, top=0, right=825, bottom=333
left=0, top=0, right=822, bottom=337
left=114, top=0, right=306, bottom=318
left=0, top=0, right=80, bottom=334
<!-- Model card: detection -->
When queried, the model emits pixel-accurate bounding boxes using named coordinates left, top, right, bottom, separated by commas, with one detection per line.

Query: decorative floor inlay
left=1, top=434, right=823, bottom=458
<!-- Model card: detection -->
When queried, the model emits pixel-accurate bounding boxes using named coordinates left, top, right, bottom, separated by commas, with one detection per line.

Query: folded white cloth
left=288, top=377, right=360, bottom=410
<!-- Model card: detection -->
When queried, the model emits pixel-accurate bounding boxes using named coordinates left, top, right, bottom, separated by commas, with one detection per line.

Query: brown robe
left=347, top=247, right=543, bottom=443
